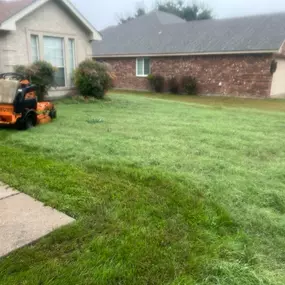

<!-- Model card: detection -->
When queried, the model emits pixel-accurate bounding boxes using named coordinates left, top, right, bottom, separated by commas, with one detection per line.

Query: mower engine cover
left=0, top=79, right=20, bottom=104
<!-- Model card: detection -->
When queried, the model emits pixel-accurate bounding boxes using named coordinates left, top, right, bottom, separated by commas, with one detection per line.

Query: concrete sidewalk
left=0, top=182, right=74, bottom=258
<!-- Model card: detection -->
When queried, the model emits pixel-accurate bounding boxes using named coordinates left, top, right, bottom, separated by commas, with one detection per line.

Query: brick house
left=93, top=11, right=285, bottom=97
left=0, top=0, right=101, bottom=97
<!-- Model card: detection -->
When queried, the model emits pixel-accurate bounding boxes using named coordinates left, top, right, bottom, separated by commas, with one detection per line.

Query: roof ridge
left=159, top=11, right=285, bottom=28
left=213, top=11, right=285, bottom=22
left=117, top=9, right=186, bottom=27
left=115, top=10, right=285, bottom=30
left=159, top=10, right=285, bottom=28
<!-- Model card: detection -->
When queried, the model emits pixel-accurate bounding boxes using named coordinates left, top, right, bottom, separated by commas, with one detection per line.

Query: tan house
left=0, top=0, right=101, bottom=97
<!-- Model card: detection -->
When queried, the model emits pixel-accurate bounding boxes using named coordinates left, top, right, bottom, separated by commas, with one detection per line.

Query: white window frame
left=68, top=38, right=76, bottom=71
left=28, top=30, right=79, bottom=89
left=68, top=38, right=76, bottom=87
left=136, top=58, right=150, bottom=77
left=31, top=34, right=40, bottom=62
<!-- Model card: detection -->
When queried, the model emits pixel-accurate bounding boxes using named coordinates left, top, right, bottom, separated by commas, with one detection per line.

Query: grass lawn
left=0, top=94, right=285, bottom=284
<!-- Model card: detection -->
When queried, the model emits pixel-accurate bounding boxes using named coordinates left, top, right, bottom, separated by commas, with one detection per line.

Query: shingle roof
left=93, top=11, right=285, bottom=57
left=0, top=0, right=36, bottom=24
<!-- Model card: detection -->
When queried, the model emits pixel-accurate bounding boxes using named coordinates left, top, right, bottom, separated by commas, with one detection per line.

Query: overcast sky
left=72, top=0, right=285, bottom=30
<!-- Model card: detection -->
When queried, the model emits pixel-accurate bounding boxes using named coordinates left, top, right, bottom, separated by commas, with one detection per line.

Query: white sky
left=72, top=0, right=285, bottom=30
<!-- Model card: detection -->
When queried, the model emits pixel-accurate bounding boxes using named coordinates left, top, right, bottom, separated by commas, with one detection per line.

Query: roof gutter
left=93, top=50, right=277, bottom=58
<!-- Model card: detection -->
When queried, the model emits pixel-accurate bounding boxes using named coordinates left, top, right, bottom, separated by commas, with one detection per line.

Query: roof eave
left=62, top=0, right=102, bottom=41
left=93, top=50, right=277, bottom=58
left=0, top=22, right=16, bottom=31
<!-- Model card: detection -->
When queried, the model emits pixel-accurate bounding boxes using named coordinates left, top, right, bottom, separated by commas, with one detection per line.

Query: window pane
left=43, top=36, right=65, bottom=87
left=43, top=36, right=64, bottom=67
left=31, top=35, right=39, bottom=62
left=137, top=58, right=143, bottom=75
left=54, top=68, right=65, bottom=87
left=144, top=58, right=150, bottom=75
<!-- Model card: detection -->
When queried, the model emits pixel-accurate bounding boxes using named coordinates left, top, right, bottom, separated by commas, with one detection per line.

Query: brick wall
left=100, top=54, right=274, bottom=97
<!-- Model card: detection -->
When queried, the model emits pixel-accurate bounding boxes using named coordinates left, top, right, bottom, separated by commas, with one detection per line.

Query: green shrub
left=168, top=77, right=180, bottom=94
left=181, top=76, right=198, bottom=95
left=14, top=61, right=56, bottom=101
left=147, top=74, right=165, bottom=93
left=14, top=65, right=27, bottom=77
left=74, top=60, right=113, bottom=99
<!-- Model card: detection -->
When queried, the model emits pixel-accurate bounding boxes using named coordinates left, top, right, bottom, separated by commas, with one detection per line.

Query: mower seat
left=0, top=79, right=20, bottom=104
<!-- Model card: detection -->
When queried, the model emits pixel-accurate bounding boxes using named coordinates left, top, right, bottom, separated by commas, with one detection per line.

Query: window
left=31, top=35, right=39, bottom=62
left=68, top=39, right=75, bottom=86
left=43, top=36, right=65, bottom=87
left=136, top=58, right=150, bottom=77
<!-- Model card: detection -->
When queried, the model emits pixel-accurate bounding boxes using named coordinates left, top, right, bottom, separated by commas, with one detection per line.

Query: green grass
left=111, top=89, right=285, bottom=112
left=0, top=94, right=285, bottom=284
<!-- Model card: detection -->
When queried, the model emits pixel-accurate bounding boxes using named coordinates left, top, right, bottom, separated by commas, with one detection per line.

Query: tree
left=118, top=7, right=146, bottom=24
left=136, top=8, right=146, bottom=17
left=118, top=1, right=212, bottom=24
left=157, top=1, right=213, bottom=21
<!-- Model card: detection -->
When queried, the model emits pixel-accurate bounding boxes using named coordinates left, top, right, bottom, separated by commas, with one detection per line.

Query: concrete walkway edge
left=0, top=182, right=75, bottom=258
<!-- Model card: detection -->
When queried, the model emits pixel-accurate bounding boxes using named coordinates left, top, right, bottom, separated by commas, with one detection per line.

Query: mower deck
left=0, top=102, right=55, bottom=127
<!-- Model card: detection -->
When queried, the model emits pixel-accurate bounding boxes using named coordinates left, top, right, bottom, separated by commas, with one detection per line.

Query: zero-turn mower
left=0, top=73, right=56, bottom=130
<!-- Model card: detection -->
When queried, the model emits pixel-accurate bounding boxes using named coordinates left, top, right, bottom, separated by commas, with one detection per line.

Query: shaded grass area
left=110, top=89, right=285, bottom=112
left=0, top=147, right=246, bottom=285
left=0, top=94, right=285, bottom=284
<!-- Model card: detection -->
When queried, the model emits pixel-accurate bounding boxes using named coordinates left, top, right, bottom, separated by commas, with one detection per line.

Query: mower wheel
left=24, top=115, right=35, bottom=130
left=49, top=109, right=57, bottom=119
left=17, top=114, right=37, bottom=130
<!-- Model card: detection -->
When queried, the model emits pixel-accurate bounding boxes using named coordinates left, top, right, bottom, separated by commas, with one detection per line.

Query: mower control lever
left=24, top=85, right=37, bottom=93
left=0, top=73, right=25, bottom=81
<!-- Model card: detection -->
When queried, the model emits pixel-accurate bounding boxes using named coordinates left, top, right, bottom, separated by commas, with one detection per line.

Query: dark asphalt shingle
left=93, top=11, right=285, bottom=56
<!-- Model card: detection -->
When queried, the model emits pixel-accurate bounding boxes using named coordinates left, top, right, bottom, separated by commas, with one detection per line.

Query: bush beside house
left=147, top=74, right=165, bottom=93
left=74, top=60, right=114, bottom=99
left=14, top=61, right=56, bottom=101
left=181, top=76, right=198, bottom=95
left=148, top=74, right=198, bottom=95
left=167, top=77, right=180, bottom=94
left=15, top=60, right=114, bottom=100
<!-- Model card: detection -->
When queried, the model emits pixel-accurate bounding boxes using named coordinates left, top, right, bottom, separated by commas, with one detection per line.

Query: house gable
left=0, top=0, right=101, bottom=40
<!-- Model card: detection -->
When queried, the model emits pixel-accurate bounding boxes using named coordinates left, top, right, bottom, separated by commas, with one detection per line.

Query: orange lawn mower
left=0, top=73, right=56, bottom=130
